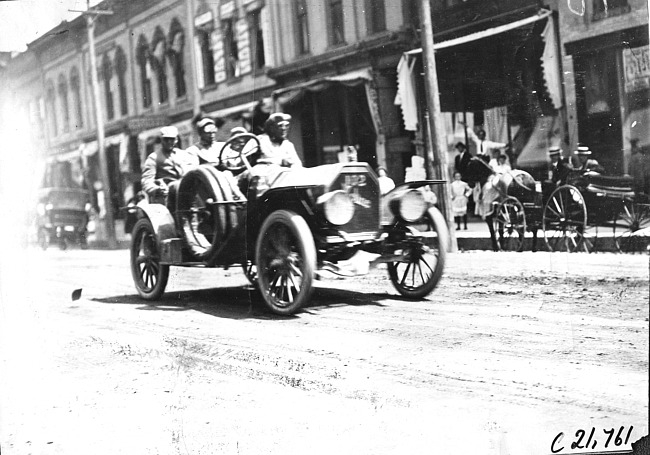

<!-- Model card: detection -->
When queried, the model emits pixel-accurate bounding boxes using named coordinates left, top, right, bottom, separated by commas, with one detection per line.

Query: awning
left=406, top=9, right=552, bottom=54
left=273, top=68, right=372, bottom=106
left=209, top=100, right=259, bottom=119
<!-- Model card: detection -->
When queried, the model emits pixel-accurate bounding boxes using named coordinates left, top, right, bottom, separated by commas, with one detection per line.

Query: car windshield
left=41, top=161, right=83, bottom=189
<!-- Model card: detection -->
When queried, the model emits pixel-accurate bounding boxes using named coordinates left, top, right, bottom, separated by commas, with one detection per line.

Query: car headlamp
left=45, top=203, right=54, bottom=211
left=317, top=190, right=354, bottom=226
left=397, top=189, right=427, bottom=222
left=36, top=203, right=46, bottom=216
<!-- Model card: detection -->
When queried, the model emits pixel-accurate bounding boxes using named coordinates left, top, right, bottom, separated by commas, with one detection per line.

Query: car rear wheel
left=255, top=210, right=316, bottom=315
left=387, top=207, right=447, bottom=299
left=130, top=218, right=169, bottom=300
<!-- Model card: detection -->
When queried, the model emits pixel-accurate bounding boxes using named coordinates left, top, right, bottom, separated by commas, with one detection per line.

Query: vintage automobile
left=36, top=187, right=92, bottom=250
left=127, top=133, right=450, bottom=315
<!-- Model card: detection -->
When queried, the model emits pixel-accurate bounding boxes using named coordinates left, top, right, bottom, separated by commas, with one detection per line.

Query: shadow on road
left=92, top=283, right=391, bottom=320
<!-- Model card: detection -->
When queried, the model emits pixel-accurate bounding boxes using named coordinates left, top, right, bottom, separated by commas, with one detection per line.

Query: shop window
left=168, top=18, right=187, bottom=98
left=136, top=36, right=153, bottom=109
left=592, top=0, right=630, bottom=20
left=114, top=47, right=128, bottom=116
left=223, top=18, right=240, bottom=78
left=197, top=26, right=216, bottom=86
left=327, top=0, right=345, bottom=45
left=152, top=27, right=169, bottom=104
left=57, top=74, right=70, bottom=133
left=295, top=0, right=310, bottom=55
left=46, top=81, right=58, bottom=135
left=70, top=67, right=83, bottom=128
left=248, top=9, right=265, bottom=70
left=365, top=0, right=386, bottom=34
left=101, top=53, right=114, bottom=120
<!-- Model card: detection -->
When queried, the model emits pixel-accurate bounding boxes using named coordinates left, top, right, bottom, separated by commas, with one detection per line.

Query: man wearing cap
left=574, top=145, right=604, bottom=174
left=548, top=145, right=571, bottom=186
left=141, top=126, right=199, bottom=204
left=218, top=126, right=256, bottom=172
left=256, top=112, right=302, bottom=168
left=185, top=115, right=225, bottom=164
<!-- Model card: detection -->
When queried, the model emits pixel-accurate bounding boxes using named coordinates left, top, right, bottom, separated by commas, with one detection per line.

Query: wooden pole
left=185, top=0, right=202, bottom=116
left=85, top=4, right=117, bottom=249
left=418, top=0, right=457, bottom=251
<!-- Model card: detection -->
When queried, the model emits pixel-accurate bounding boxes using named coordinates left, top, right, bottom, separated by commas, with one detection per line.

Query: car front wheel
left=255, top=210, right=316, bottom=315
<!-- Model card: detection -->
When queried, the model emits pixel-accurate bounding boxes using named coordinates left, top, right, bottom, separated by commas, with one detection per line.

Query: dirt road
left=1, top=248, right=647, bottom=454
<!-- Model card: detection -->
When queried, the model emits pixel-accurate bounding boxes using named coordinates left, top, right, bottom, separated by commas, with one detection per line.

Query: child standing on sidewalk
left=450, top=171, right=471, bottom=230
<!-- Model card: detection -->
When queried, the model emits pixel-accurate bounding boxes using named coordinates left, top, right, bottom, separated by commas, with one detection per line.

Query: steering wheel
left=218, top=133, right=261, bottom=173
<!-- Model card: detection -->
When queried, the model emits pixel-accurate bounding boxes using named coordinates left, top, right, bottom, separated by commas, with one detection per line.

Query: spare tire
left=176, top=166, right=228, bottom=261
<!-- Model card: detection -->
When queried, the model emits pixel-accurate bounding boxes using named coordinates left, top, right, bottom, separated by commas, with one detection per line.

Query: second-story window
left=46, top=81, right=58, bottom=135
left=223, top=18, right=240, bottom=78
left=295, top=0, right=310, bottom=55
left=328, top=0, right=345, bottom=45
left=70, top=67, right=83, bottom=128
left=196, top=26, right=215, bottom=86
left=248, top=9, right=265, bottom=71
left=114, top=47, right=128, bottom=116
left=137, top=36, right=153, bottom=109
left=152, top=27, right=169, bottom=104
left=57, top=74, right=70, bottom=133
left=101, top=54, right=114, bottom=120
left=168, top=18, right=187, bottom=98
left=365, top=0, right=386, bottom=34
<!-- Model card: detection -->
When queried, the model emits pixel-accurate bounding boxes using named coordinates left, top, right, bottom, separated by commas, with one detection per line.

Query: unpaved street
left=0, top=248, right=648, bottom=454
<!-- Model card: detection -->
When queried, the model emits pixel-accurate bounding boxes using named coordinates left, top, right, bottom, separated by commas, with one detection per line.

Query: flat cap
left=160, top=126, right=179, bottom=138
left=268, top=112, right=292, bottom=123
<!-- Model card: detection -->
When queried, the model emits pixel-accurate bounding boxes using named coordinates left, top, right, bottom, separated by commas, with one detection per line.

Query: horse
left=462, top=157, right=539, bottom=251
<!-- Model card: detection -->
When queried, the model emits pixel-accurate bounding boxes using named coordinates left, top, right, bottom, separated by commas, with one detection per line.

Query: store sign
left=624, top=45, right=650, bottom=92
left=194, top=11, right=213, bottom=27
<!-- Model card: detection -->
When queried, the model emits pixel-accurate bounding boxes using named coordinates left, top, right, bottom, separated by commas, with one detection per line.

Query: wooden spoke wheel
left=387, top=207, right=448, bottom=299
left=614, top=201, right=650, bottom=253
left=493, top=196, right=526, bottom=252
left=130, top=218, right=169, bottom=300
left=255, top=210, right=316, bottom=315
left=543, top=185, right=597, bottom=253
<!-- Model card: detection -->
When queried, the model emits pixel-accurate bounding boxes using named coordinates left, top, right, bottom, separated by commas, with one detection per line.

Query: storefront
left=396, top=7, right=565, bottom=179
left=273, top=69, right=386, bottom=169
left=565, top=25, right=649, bottom=174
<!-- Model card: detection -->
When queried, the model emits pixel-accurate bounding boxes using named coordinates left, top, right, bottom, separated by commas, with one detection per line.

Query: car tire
left=387, top=207, right=447, bottom=299
left=130, top=217, right=170, bottom=300
left=255, top=210, right=316, bottom=315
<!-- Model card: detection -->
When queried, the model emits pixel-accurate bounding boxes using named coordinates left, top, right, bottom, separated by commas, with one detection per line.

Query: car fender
left=129, top=202, right=177, bottom=245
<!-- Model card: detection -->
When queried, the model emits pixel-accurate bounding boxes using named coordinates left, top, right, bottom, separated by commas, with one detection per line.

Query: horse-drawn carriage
left=465, top=158, right=650, bottom=253
left=126, top=134, right=450, bottom=315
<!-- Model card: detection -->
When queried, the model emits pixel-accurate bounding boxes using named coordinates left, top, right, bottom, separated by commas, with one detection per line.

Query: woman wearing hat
left=574, top=145, right=604, bottom=174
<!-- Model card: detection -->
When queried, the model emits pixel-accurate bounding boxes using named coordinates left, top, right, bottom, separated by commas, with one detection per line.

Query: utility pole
left=73, top=1, right=116, bottom=248
left=418, top=0, right=457, bottom=252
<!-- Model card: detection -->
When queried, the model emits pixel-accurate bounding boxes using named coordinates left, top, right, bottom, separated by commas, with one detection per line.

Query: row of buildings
left=0, top=0, right=648, bottom=217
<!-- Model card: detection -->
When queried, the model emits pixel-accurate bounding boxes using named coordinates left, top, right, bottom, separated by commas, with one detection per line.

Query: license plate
left=64, top=225, right=75, bottom=232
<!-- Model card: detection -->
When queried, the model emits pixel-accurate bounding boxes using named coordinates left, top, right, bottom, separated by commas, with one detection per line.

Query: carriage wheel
left=130, top=218, right=169, bottom=300
left=613, top=201, right=650, bottom=253
left=493, top=197, right=526, bottom=252
left=255, top=210, right=316, bottom=315
left=388, top=207, right=447, bottom=299
left=542, top=185, right=597, bottom=253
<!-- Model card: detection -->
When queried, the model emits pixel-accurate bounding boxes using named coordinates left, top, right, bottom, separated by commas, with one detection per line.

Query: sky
left=0, top=0, right=101, bottom=52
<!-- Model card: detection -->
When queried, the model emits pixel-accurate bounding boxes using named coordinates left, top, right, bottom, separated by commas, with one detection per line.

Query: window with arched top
left=136, top=36, right=153, bottom=109
left=168, top=18, right=187, bottom=98
left=101, top=53, right=114, bottom=120
left=45, top=80, right=58, bottom=135
left=70, top=67, right=83, bottom=129
left=57, top=74, right=70, bottom=133
left=152, top=27, right=169, bottom=104
left=114, top=46, right=128, bottom=116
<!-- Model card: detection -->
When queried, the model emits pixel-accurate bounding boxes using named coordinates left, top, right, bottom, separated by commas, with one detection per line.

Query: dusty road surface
left=0, top=247, right=647, bottom=455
